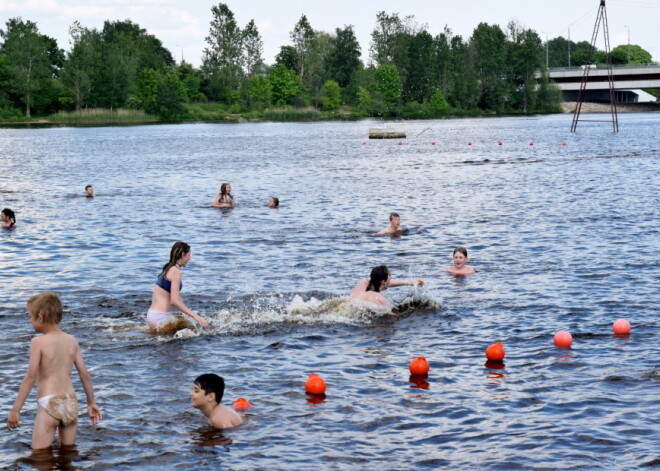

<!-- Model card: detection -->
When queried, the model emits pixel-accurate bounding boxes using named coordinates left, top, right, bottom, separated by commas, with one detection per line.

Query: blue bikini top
left=156, top=273, right=182, bottom=293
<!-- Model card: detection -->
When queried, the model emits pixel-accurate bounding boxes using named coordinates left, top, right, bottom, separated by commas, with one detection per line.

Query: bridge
left=548, top=64, right=660, bottom=102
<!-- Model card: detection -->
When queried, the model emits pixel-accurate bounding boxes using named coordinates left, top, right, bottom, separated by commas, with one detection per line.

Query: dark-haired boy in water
left=376, top=212, right=403, bottom=235
left=190, top=374, right=243, bottom=429
left=444, top=247, right=476, bottom=275
left=84, top=185, right=94, bottom=197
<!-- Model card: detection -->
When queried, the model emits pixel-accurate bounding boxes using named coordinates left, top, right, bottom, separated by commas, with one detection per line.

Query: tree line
left=0, top=4, right=654, bottom=121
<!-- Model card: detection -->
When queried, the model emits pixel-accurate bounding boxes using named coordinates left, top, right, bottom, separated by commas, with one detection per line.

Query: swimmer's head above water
left=367, top=265, right=391, bottom=292
left=85, top=185, right=94, bottom=197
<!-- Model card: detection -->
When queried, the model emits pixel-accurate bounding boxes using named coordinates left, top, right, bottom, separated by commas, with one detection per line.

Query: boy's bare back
left=33, top=330, right=79, bottom=396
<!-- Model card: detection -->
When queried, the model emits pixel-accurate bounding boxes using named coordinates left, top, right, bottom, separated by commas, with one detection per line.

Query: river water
left=0, top=114, right=658, bottom=470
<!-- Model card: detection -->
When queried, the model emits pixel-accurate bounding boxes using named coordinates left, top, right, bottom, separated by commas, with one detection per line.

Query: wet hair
left=367, top=265, right=390, bottom=292
left=85, top=185, right=93, bottom=190
left=270, top=197, right=279, bottom=207
left=160, top=241, right=190, bottom=277
left=453, top=247, right=468, bottom=257
left=389, top=212, right=400, bottom=221
left=220, top=183, right=233, bottom=200
left=194, top=373, right=225, bottom=403
left=27, top=291, right=63, bottom=325
left=2, top=208, right=16, bottom=224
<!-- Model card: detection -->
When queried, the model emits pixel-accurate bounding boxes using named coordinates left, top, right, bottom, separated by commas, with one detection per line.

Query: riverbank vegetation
left=0, top=4, right=654, bottom=124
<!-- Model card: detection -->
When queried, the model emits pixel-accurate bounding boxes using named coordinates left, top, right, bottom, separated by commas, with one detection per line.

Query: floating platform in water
left=368, top=127, right=406, bottom=139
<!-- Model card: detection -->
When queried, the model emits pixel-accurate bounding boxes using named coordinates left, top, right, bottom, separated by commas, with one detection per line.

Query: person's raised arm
left=169, top=268, right=209, bottom=328
left=389, top=278, right=424, bottom=288
left=7, top=338, right=42, bottom=430
left=73, top=340, right=102, bottom=425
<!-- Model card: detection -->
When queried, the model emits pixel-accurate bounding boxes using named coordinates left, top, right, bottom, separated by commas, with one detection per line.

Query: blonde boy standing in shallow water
left=7, top=292, right=102, bottom=449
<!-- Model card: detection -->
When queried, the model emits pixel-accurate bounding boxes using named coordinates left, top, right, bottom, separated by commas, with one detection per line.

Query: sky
left=1, top=0, right=658, bottom=67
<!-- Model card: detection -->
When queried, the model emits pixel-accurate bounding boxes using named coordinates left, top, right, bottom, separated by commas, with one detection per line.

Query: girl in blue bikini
left=147, top=241, right=209, bottom=333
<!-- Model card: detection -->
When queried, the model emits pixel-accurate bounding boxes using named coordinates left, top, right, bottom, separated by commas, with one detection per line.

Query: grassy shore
left=48, top=108, right=159, bottom=124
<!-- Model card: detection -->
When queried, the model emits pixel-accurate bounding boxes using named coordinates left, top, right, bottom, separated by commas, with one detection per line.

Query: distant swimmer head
left=389, top=212, right=400, bottom=229
left=452, top=247, right=469, bottom=266
left=192, top=373, right=225, bottom=405
left=220, top=183, right=232, bottom=196
left=268, top=197, right=279, bottom=208
left=85, top=185, right=94, bottom=197
left=367, top=265, right=391, bottom=292
left=1, top=208, right=16, bottom=227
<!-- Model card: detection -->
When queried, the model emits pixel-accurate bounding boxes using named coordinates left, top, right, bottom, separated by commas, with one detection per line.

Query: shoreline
left=1, top=104, right=658, bottom=127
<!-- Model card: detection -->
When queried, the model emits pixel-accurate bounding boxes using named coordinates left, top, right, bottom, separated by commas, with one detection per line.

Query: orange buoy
left=498, top=141, right=503, bottom=146
left=398, top=141, right=403, bottom=145
left=467, top=142, right=473, bottom=146
left=305, top=373, right=327, bottom=395
left=362, top=141, right=367, bottom=145
left=612, top=319, right=631, bottom=335
left=409, top=357, right=429, bottom=376
left=232, top=397, right=252, bottom=410
left=431, top=141, right=436, bottom=145
left=553, top=331, right=573, bottom=348
left=485, top=342, right=505, bottom=362
left=530, top=142, right=534, bottom=146
left=562, top=142, right=567, bottom=146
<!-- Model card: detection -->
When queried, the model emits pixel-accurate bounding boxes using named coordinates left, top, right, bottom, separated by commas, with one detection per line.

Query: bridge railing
left=549, top=64, right=660, bottom=73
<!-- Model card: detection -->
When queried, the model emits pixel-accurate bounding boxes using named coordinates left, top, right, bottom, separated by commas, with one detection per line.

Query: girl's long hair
left=2, top=208, right=15, bottom=224
left=220, top=183, right=233, bottom=201
left=366, top=265, right=389, bottom=292
left=161, top=241, right=190, bottom=277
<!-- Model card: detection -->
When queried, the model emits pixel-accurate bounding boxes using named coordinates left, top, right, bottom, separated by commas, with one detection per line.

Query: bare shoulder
left=210, top=404, right=244, bottom=429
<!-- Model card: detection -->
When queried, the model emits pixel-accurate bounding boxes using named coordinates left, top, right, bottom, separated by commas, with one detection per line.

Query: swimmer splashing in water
left=349, top=265, right=424, bottom=312
left=147, top=241, right=209, bottom=333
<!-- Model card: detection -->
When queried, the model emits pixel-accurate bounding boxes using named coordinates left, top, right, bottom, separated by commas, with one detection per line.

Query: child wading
left=7, top=292, right=102, bottom=449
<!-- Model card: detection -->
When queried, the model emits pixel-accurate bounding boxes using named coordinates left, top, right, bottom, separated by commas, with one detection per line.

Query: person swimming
left=85, top=185, right=94, bottom=197
left=2, top=208, right=16, bottom=228
left=444, top=247, right=476, bottom=275
left=147, top=241, right=209, bottom=333
left=348, top=265, right=424, bottom=311
left=376, top=213, right=404, bottom=235
left=212, top=183, right=235, bottom=209
left=267, top=197, right=279, bottom=208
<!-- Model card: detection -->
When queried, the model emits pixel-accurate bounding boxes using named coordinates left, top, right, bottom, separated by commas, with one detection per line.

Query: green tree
left=405, top=30, right=436, bottom=103
left=156, top=72, right=187, bottom=119
left=269, top=64, right=302, bottom=106
left=61, top=22, right=99, bottom=110
left=570, top=41, right=593, bottom=67
left=321, top=80, right=340, bottom=110
left=136, top=68, right=160, bottom=114
left=370, top=63, right=402, bottom=115
left=290, top=14, right=315, bottom=82
left=244, top=74, right=271, bottom=108
left=507, top=23, right=543, bottom=112
left=201, top=3, right=244, bottom=102
left=469, top=22, right=508, bottom=111
left=242, top=19, right=264, bottom=74
left=611, top=44, right=653, bottom=65
left=448, top=35, right=478, bottom=110
left=86, top=19, right=173, bottom=109
left=305, top=32, right=334, bottom=105
left=325, top=25, right=362, bottom=88
left=175, top=62, right=206, bottom=102
left=427, top=89, right=449, bottom=114
left=0, top=18, right=60, bottom=117
left=546, top=36, right=573, bottom=67
left=275, top=45, right=299, bottom=71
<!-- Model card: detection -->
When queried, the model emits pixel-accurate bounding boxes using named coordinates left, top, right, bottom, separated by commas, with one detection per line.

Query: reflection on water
left=1, top=115, right=659, bottom=469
